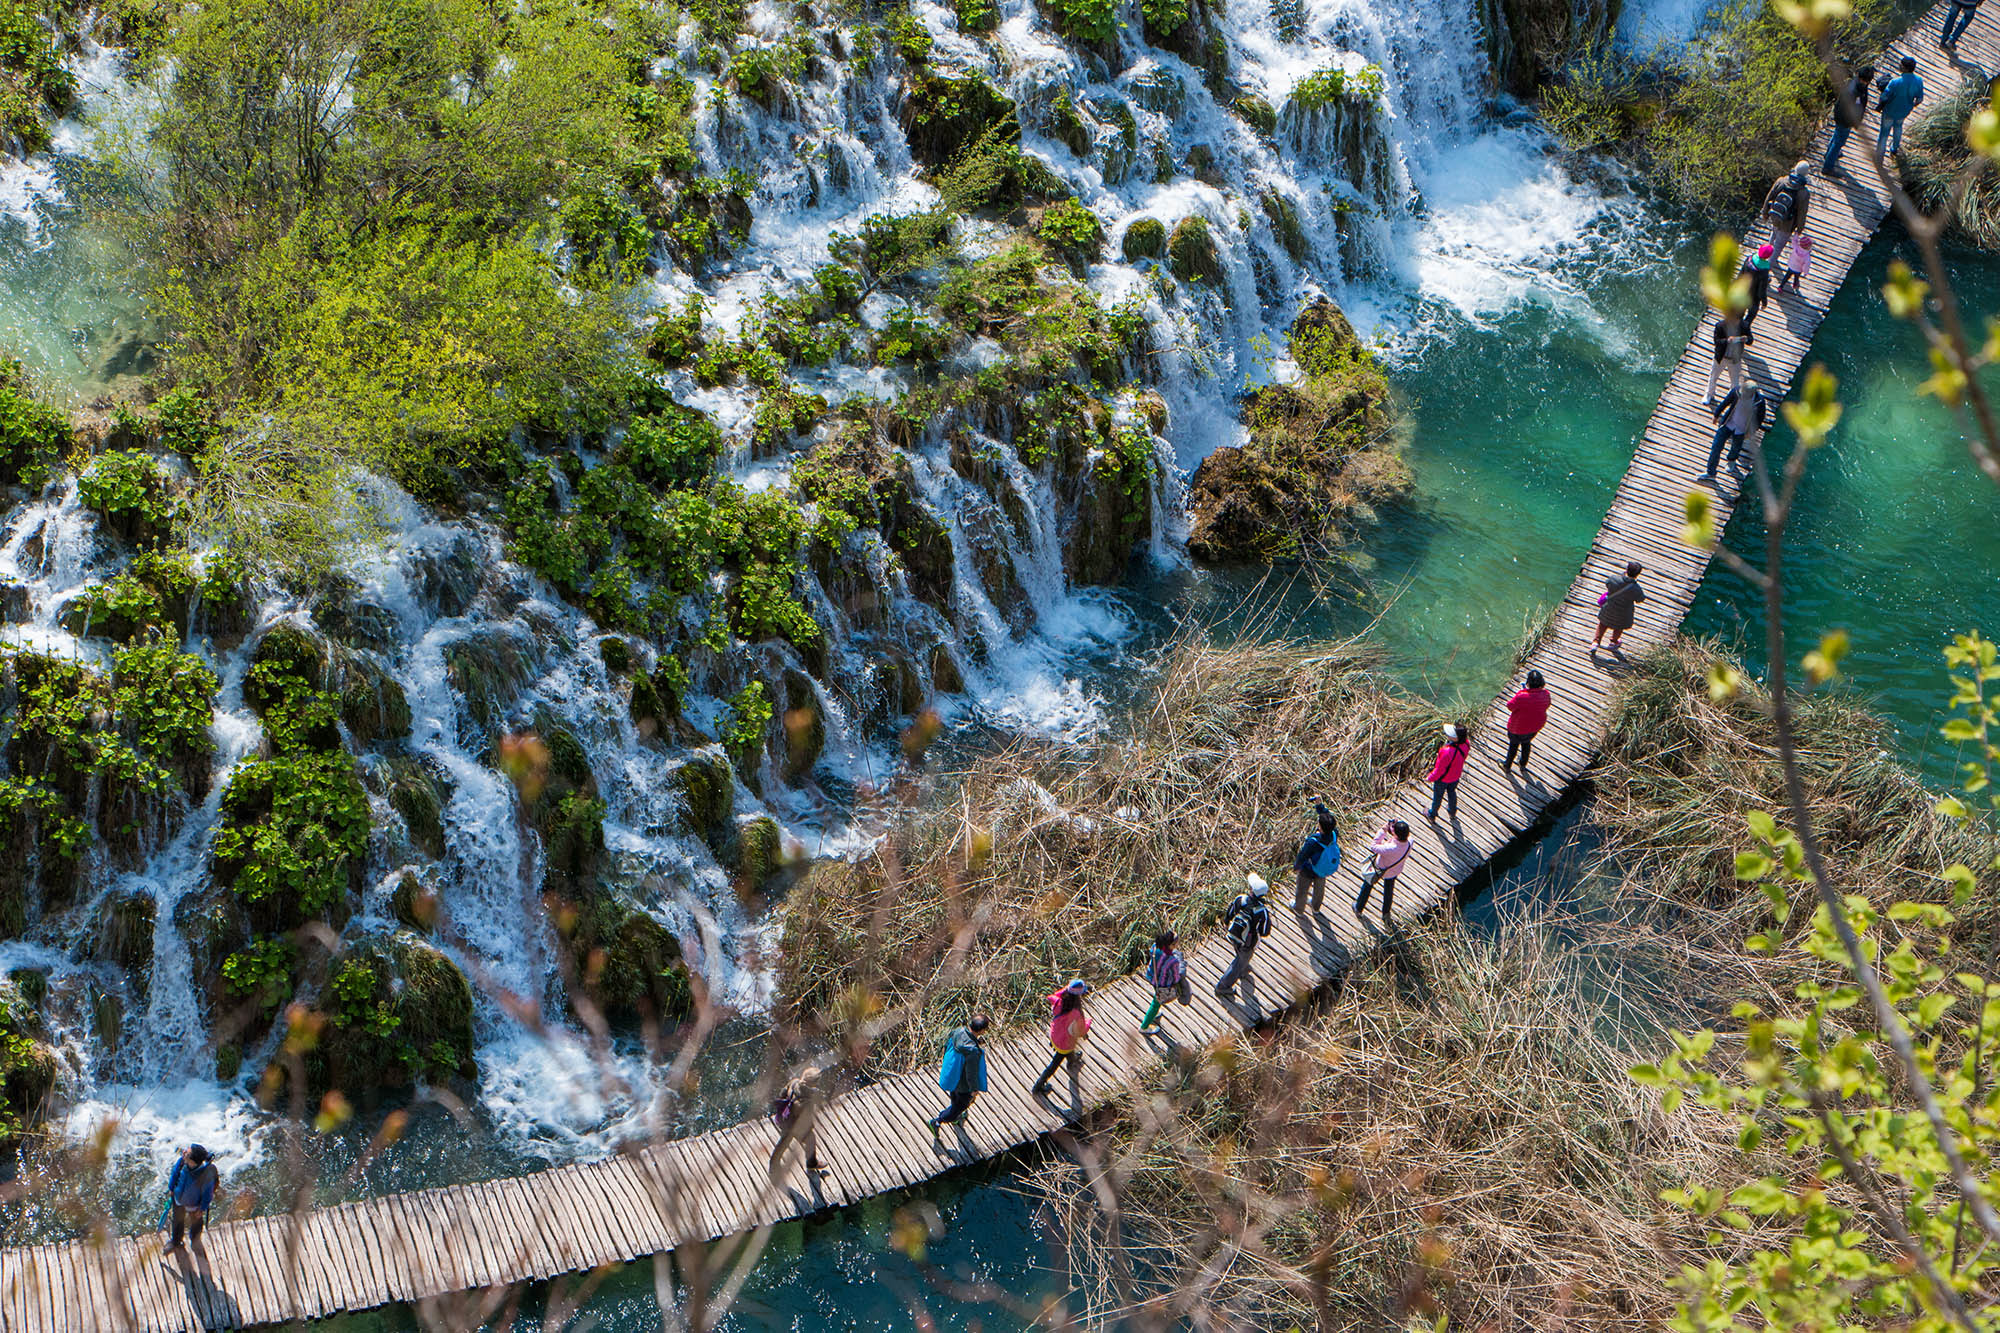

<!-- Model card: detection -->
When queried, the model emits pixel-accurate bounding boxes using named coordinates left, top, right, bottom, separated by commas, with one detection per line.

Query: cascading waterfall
left=0, top=0, right=1661, bottom=1206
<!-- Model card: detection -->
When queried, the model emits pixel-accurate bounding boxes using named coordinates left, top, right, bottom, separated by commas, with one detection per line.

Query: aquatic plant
left=0, top=360, right=69, bottom=491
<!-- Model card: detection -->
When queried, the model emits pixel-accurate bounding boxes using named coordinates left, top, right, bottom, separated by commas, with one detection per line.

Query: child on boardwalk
left=1778, top=232, right=1811, bottom=294
left=1031, top=981, right=1092, bottom=1097
left=930, top=1016, right=989, bottom=1132
left=1215, top=873, right=1272, bottom=999
left=769, top=1078, right=825, bottom=1178
left=1425, top=725, right=1471, bottom=820
left=1139, top=931, right=1188, bottom=1034
left=1593, top=562, right=1646, bottom=652
left=1354, top=821, right=1412, bottom=925
left=1292, top=799, right=1341, bottom=911
left=1504, top=670, right=1551, bottom=773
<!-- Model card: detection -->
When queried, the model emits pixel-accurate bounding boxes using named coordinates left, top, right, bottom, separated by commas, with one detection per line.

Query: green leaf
left=1729, top=1179, right=1790, bottom=1214
left=1735, top=851, right=1773, bottom=880
left=1745, top=810, right=1778, bottom=841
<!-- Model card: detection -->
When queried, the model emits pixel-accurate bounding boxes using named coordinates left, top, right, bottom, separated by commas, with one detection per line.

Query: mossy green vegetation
left=0, top=0, right=76, bottom=152
left=306, top=932, right=476, bottom=1097
left=1187, top=300, right=1405, bottom=563
left=1035, top=198, right=1104, bottom=269
left=0, top=360, right=71, bottom=492
left=1121, top=216, right=1166, bottom=260
left=1540, top=0, right=1912, bottom=209
left=1166, top=214, right=1223, bottom=285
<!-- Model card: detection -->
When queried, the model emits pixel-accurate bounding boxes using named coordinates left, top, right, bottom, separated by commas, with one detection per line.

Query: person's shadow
left=1033, top=1058, right=1084, bottom=1119
left=165, top=1239, right=242, bottom=1328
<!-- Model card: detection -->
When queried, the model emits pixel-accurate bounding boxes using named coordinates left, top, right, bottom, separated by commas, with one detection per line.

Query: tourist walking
left=1214, top=873, right=1272, bottom=999
left=1877, top=56, right=1925, bottom=156
left=1139, top=931, right=1189, bottom=1034
left=1779, top=232, right=1811, bottom=294
left=1705, top=381, right=1769, bottom=478
left=1705, top=311, right=1750, bottom=403
left=1763, top=163, right=1810, bottom=262
left=1741, top=245, right=1774, bottom=328
left=1504, top=669, right=1550, bottom=773
left=930, top=1015, right=989, bottom=1131
left=1425, top=724, right=1471, bottom=821
left=1943, top=0, right=1980, bottom=47
left=1354, top=820, right=1412, bottom=925
left=1031, top=981, right=1092, bottom=1097
left=164, top=1144, right=219, bottom=1252
left=1823, top=62, right=1873, bottom=175
left=769, top=1077, right=826, bottom=1177
left=1593, top=562, right=1646, bottom=651
left=1292, top=799, right=1341, bottom=911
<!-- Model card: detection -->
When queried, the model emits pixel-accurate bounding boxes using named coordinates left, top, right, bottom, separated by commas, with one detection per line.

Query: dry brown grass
left=775, top=632, right=1447, bottom=1075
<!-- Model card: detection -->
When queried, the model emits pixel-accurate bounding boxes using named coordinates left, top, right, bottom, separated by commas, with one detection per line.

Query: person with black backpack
left=1763, top=164, right=1809, bottom=267
left=1214, top=873, right=1272, bottom=999
left=1823, top=61, right=1874, bottom=176
left=1292, top=799, right=1341, bottom=912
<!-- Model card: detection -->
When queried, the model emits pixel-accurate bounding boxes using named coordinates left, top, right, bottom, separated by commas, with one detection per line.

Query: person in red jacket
left=1426, top=724, right=1472, bottom=820
left=1504, top=670, right=1551, bottom=774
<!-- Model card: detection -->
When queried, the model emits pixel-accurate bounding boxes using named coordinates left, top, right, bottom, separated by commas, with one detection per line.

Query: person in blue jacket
left=1292, top=799, right=1341, bottom=912
left=1877, top=55, right=1925, bottom=156
left=929, top=1015, right=989, bottom=1134
left=165, top=1144, right=219, bottom=1252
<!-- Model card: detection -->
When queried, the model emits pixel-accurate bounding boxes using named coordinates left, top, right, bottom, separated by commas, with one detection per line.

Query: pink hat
left=1758, top=243, right=1774, bottom=259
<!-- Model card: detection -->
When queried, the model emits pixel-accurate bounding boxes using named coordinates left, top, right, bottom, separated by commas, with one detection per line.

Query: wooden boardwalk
left=4, top=14, right=1986, bottom=1327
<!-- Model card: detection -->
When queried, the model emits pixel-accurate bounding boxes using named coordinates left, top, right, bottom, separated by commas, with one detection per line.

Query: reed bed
left=776, top=632, right=1445, bottom=1074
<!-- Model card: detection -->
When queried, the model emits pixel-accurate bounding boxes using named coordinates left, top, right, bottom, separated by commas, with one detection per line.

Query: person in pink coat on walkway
left=1504, top=670, right=1551, bottom=773
left=1426, top=724, right=1471, bottom=820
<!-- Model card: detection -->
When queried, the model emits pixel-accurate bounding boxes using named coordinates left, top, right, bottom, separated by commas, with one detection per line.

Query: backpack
left=1308, top=831, right=1341, bottom=878
left=1150, top=948, right=1185, bottom=989
left=1767, top=181, right=1797, bottom=223
left=1225, top=895, right=1256, bottom=945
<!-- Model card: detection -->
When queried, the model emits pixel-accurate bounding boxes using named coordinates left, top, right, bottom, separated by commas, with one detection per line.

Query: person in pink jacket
left=1354, top=819, right=1412, bottom=924
left=1031, top=980, right=1092, bottom=1098
left=1504, top=670, right=1551, bottom=773
left=1425, top=724, right=1472, bottom=820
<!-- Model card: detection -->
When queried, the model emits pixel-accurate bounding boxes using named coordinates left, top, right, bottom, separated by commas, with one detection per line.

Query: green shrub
left=0, top=360, right=68, bottom=491
left=1044, top=0, right=1116, bottom=43
left=886, top=7, right=932, bottom=62
left=0, top=0, right=77, bottom=152
left=79, top=450, right=178, bottom=544
left=873, top=307, right=952, bottom=367
left=1122, top=216, right=1166, bottom=260
left=954, top=0, right=997, bottom=31
left=723, top=681, right=773, bottom=755
left=1289, top=62, right=1385, bottom=112
left=1037, top=198, right=1105, bottom=265
left=848, top=208, right=957, bottom=277
left=211, top=750, right=370, bottom=925
left=1141, top=0, right=1188, bottom=37
left=904, top=69, right=1019, bottom=163
left=646, top=296, right=707, bottom=366
left=934, top=124, right=1068, bottom=215
left=622, top=405, right=722, bottom=489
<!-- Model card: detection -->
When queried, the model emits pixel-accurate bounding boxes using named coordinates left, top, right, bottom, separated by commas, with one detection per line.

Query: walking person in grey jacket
left=1705, top=382, right=1770, bottom=478
left=1592, top=562, right=1646, bottom=653
left=1877, top=56, right=1925, bottom=155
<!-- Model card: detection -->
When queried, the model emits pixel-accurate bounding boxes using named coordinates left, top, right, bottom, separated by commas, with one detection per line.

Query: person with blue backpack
left=163, top=1144, right=219, bottom=1252
left=1138, top=931, right=1188, bottom=1034
left=1292, top=800, right=1341, bottom=912
left=929, top=1015, right=988, bottom=1134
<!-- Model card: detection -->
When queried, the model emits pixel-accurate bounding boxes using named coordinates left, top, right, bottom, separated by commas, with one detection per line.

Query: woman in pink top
left=1354, top=819, right=1412, bottom=924
left=1425, top=724, right=1472, bottom=820
left=1504, top=670, right=1550, bottom=774
left=1031, top=980, right=1092, bottom=1098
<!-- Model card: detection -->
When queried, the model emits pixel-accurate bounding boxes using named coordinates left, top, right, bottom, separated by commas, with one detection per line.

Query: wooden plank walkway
left=3, top=14, right=1983, bottom=1326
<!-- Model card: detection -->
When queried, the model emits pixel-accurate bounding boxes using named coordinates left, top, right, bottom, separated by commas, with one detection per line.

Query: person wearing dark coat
left=165, top=1145, right=220, bottom=1252
left=1592, top=562, right=1646, bottom=652
left=1823, top=62, right=1874, bottom=175
left=1706, top=382, right=1770, bottom=478
left=1292, top=800, right=1341, bottom=912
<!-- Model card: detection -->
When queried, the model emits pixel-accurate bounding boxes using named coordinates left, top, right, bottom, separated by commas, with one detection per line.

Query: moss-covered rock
left=302, top=932, right=477, bottom=1099
left=673, top=748, right=735, bottom=842
left=904, top=70, right=1020, bottom=166
left=555, top=890, right=693, bottom=1024
left=339, top=660, right=411, bottom=746
left=781, top=670, right=824, bottom=782
left=0, top=978, right=58, bottom=1144
left=390, top=871, right=440, bottom=932
left=87, top=888, right=155, bottom=984
left=442, top=628, right=542, bottom=737
left=1187, top=299, right=1405, bottom=564
left=1167, top=215, right=1224, bottom=285
left=387, top=758, right=449, bottom=859
left=1121, top=216, right=1166, bottom=260
left=725, top=814, right=784, bottom=894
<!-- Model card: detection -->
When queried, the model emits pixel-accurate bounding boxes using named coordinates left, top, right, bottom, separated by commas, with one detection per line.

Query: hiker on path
left=1741, top=245, right=1774, bottom=328
left=1877, top=56, right=1925, bottom=156
left=1426, top=724, right=1472, bottom=821
left=1823, top=61, right=1874, bottom=175
left=1031, top=981, right=1092, bottom=1098
left=1762, top=163, right=1810, bottom=262
left=1705, top=311, right=1750, bottom=403
left=164, top=1144, right=219, bottom=1252
left=930, top=1015, right=989, bottom=1132
left=1139, top=931, right=1189, bottom=1034
left=1705, top=381, right=1769, bottom=479
left=1779, top=232, right=1811, bottom=294
left=1354, top=820, right=1412, bottom=926
left=1214, top=873, right=1272, bottom=999
left=1292, top=799, right=1341, bottom=912
left=769, top=1077, right=826, bottom=1178
left=1593, top=562, right=1647, bottom=652
left=1943, top=0, right=1980, bottom=48
left=1504, top=670, right=1551, bottom=773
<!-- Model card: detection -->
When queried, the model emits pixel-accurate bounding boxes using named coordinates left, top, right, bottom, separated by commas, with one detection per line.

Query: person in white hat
left=1215, top=872, right=1272, bottom=1000
left=1031, top=979, right=1093, bottom=1098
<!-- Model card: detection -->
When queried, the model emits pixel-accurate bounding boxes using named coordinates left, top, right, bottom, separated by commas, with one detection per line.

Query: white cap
left=1246, top=872, right=1269, bottom=896
left=1442, top=723, right=1460, bottom=740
